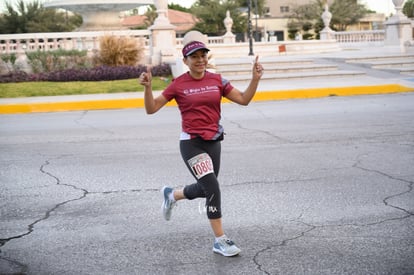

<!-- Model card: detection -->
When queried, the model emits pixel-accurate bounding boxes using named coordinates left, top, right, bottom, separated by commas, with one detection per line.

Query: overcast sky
left=362, top=0, right=395, bottom=15
left=3, top=0, right=398, bottom=16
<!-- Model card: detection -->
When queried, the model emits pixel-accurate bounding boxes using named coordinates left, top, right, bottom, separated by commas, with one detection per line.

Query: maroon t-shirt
left=162, top=71, right=234, bottom=140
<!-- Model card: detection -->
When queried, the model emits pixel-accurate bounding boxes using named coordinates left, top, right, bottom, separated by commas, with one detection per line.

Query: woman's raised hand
left=139, top=66, right=152, bottom=87
left=252, top=56, right=264, bottom=80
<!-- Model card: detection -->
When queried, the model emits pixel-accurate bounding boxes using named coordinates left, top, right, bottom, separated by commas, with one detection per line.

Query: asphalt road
left=1, top=93, right=413, bottom=275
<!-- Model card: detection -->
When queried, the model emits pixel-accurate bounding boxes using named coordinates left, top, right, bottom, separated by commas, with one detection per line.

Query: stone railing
left=1, top=30, right=389, bottom=54
left=0, top=30, right=151, bottom=54
left=0, top=29, right=389, bottom=66
left=176, top=36, right=226, bottom=45
left=334, top=30, right=385, bottom=46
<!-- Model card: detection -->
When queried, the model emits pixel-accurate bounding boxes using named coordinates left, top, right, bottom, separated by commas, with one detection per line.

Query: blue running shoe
left=161, top=186, right=176, bottom=221
left=213, top=237, right=241, bottom=257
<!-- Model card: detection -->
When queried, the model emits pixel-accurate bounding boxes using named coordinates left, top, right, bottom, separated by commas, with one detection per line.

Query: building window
left=264, top=6, right=271, bottom=17
left=280, top=6, right=289, bottom=13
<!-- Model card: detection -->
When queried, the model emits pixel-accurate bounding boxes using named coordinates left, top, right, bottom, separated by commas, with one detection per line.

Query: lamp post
left=254, top=0, right=258, bottom=41
left=247, top=0, right=254, bottom=56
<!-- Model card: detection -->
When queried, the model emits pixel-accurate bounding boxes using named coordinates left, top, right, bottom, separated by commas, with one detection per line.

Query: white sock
left=215, top=235, right=226, bottom=242
left=168, top=191, right=175, bottom=202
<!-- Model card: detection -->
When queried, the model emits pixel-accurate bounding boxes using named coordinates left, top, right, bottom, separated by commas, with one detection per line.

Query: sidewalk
left=1, top=48, right=414, bottom=114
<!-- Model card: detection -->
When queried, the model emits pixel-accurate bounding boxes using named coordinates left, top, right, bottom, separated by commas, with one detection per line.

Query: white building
left=258, top=0, right=384, bottom=41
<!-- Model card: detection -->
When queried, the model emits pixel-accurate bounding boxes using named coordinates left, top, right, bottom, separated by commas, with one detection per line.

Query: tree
left=144, top=5, right=158, bottom=27
left=190, top=0, right=239, bottom=35
left=288, top=0, right=369, bottom=39
left=190, top=0, right=265, bottom=36
left=168, top=3, right=190, bottom=13
left=288, top=1, right=320, bottom=39
left=26, top=9, right=82, bottom=33
left=235, top=0, right=266, bottom=16
left=403, top=0, right=414, bottom=18
left=0, top=0, right=28, bottom=33
left=0, top=0, right=82, bottom=34
left=329, top=0, right=369, bottom=31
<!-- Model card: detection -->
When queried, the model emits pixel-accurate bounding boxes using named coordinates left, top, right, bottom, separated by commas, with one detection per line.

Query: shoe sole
left=212, top=247, right=241, bottom=257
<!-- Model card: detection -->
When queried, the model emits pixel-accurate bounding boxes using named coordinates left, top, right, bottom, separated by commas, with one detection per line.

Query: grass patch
left=0, top=77, right=170, bottom=98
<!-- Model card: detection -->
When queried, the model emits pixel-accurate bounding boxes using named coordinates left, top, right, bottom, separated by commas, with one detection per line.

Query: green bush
left=0, top=53, right=18, bottom=73
left=26, top=49, right=91, bottom=73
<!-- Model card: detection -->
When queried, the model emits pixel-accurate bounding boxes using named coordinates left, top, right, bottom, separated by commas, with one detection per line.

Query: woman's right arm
left=139, top=67, right=168, bottom=114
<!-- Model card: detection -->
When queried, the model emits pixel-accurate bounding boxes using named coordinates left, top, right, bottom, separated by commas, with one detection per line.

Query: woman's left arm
left=225, top=55, right=264, bottom=106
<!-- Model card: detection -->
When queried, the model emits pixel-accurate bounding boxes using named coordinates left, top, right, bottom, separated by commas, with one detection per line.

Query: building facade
left=264, top=0, right=337, bottom=18
left=259, top=0, right=383, bottom=41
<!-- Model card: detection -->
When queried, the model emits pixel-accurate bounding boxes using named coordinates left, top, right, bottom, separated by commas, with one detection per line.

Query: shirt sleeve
left=162, top=81, right=176, bottom=101
left=221, top=77, right=234, bottom=97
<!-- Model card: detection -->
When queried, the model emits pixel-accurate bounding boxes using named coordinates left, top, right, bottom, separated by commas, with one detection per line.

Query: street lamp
left=247, top=0, right=254, bottom=56
left=254, top=0, right=258, bottom=41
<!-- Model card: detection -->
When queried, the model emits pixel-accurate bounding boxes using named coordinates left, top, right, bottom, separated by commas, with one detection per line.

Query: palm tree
left=0, top=0, right=82, bottom=34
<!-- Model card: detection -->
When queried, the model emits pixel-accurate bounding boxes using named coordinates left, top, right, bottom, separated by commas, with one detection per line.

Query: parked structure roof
left=122, top=9, right=198, bottom=33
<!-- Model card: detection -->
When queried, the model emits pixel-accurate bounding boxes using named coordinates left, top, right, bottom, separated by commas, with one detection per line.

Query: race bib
left=188, top=153, right=214, bottom=179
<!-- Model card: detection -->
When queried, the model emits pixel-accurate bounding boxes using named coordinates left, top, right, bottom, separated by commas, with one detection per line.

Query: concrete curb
left=0, top=84, right=413, bottom=114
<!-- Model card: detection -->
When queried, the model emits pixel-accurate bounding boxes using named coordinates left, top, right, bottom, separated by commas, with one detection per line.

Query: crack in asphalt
left=226, top=119, right=293, bottom=143
left=251, top=157, right=413, bottom=274
left=353, top=159, right=414, bottom=216
left=0, top=255, right=28, bottom=275
left=0, top=160, right=89, bottom=273
left=74, top=111, right=115, bottom=135
left=1, top=160, right=89, bottom=243
left=0, top=158, right=158, bottom=274
left=253, top=215, right=316, bottom=275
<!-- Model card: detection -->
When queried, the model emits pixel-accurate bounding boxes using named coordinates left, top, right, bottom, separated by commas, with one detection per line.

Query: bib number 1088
left=188, top=153, right=214, bottom=179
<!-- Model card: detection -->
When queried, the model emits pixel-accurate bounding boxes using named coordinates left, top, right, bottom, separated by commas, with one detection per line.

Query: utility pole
left=247, top=0, right=254, bottom=56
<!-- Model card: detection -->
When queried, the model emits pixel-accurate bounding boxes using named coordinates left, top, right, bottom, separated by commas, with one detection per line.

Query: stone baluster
left=34, top=38, right=38, bottom=51
left=16, top=39, right=24, bottom=55
left=71, top=37, right=76, bottom=50
left=61, top=38, right=67, bottom=50
left=81, top=37, right=87, bottom=50
left=5, top=39, right=10, bottom=54
left=93, top=37, right=98, bottom=51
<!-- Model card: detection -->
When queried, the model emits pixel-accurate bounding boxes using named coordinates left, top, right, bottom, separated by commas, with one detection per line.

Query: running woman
left=139, top=40, right=264, bottom=257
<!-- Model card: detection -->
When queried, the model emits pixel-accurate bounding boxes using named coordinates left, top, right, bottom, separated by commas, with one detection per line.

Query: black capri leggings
left=180, top=137, right=222, bottom=219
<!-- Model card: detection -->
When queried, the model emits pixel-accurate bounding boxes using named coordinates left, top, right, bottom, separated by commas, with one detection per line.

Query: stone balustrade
left=1, top=29, right=387, bottom=55
left=334, top=30, right=385, bottom=47
left=0, top=30, right=151, bottom=54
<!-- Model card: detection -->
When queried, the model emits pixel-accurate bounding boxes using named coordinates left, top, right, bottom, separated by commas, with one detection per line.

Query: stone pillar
left=149, top=0, right=177, bottom=65
left=385, top=0, right=411, bottom=49
left=223, top=10, right=235, bottom=44
left=320, top=3, right=335, bottom=40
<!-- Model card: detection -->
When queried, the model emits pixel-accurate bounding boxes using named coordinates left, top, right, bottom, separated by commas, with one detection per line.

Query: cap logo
left=182, top=41, right=209, bottom=57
